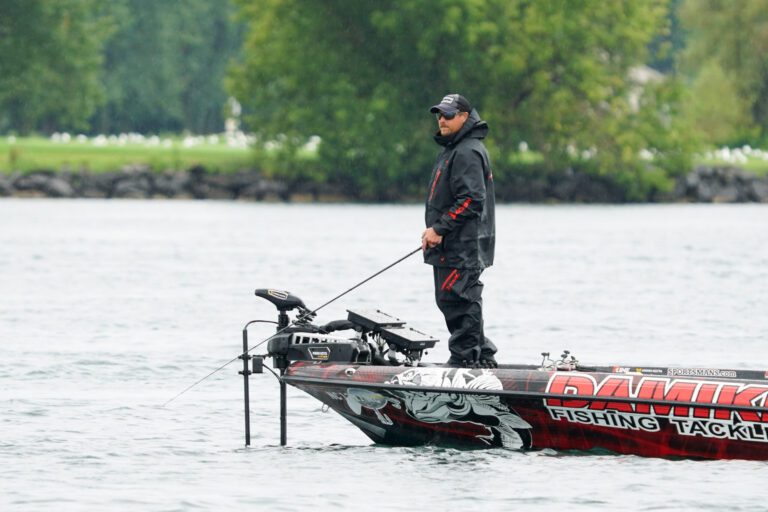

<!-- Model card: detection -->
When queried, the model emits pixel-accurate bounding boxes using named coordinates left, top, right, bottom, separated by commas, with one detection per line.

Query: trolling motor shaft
left=240, top=321, right=286, bottom=447
left=239, top=329, right=252, bottom=446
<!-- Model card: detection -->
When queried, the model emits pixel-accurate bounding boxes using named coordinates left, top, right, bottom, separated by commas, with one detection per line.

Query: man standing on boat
left=421, top=93, right=497, bottom=368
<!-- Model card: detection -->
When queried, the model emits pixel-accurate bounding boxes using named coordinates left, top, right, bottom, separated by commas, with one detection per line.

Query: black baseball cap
left=429, top=94, right=472, bottom=115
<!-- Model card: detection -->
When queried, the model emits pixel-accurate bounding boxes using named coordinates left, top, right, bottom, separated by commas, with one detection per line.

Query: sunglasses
left=436, top=111, right=462, bottom=120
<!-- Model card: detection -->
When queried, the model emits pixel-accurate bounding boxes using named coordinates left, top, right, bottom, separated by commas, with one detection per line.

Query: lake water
left=1, top=199, right=767, bottom=511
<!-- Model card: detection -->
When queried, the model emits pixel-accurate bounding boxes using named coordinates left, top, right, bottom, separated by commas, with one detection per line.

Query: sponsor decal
left=308, top=347, right=330, bottom=361
left=544, top=373, right=768, bottom=443
left=611, top=366, right=664, bottom=375
left=267, top=289, right=289, bottom=300
left=667, top=367, right=737, bottom=378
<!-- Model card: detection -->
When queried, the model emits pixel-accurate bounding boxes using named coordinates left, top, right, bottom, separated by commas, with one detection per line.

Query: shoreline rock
left=0, top=166, right=289, bottom=201
left=674, top=165, right=768, bottom=203
left=0, top=164, right=767, bottom=202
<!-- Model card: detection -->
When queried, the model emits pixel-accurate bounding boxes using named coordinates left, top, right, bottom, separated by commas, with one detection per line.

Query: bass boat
left=241, top=289, right=768, bottom=461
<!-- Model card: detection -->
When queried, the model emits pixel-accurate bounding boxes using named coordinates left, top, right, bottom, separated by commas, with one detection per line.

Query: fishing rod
left=161, top=246, right=422, bottom=408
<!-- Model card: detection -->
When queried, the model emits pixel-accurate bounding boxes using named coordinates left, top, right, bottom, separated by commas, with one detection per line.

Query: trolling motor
left=162, top=248, right=424, bottom=446
left=259, top=286, right=370, bottom=371
left=241, top=287, right=438, bottom=446
left=257, top=289, right=438, bottom=368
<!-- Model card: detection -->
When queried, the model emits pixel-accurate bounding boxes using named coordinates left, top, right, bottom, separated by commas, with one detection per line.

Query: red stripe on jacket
left=441, top=269, right=458, bottom=290
left=448, top=198, right=472, bottom=220
left=429, top=169, right=442, bottom=201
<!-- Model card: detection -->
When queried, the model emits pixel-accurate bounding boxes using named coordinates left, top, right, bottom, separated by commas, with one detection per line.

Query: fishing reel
left=539, top=350, right=579, bottom=371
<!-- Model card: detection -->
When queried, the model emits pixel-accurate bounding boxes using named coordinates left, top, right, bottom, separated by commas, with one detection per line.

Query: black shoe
left=480, top=355, right=498, bottom=369
left=446, top=356, right=468, bottom=368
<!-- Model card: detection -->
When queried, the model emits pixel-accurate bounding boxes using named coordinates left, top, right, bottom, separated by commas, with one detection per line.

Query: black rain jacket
left=424, top=109, right=495, bottom=269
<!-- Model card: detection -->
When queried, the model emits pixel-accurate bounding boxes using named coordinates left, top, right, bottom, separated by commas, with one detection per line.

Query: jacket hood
left=433, top=108, right=488, bottom=147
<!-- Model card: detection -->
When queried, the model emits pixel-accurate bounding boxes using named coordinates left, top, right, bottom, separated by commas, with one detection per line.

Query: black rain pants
left=433, top=266, right=497, bottom=363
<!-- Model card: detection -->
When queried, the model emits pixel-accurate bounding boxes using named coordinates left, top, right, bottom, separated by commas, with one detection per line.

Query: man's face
left=437, top=111, right=468, bottom=136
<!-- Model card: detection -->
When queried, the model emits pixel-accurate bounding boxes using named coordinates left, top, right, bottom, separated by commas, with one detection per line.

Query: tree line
left=0, top=0, right=242, bottom=135
left=1, top=0, right=767, bottom=200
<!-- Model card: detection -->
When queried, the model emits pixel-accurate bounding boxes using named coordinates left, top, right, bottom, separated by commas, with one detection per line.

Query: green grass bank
left=1, top=135, right=253, bottom=174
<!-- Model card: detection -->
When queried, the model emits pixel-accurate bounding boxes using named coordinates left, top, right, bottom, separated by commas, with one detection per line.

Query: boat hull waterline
left=283, top=362, right=768, bottom=460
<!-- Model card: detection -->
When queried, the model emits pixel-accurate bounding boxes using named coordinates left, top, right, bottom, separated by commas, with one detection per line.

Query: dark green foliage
left=91, top=0, right=244, bottom=134
left=0, top=0, right=715, bottom=200
left=679, top=0, right=768, bottom=145
left=0, top=0, right=109, bottom=133
left=0, top=0, right=243, bottom=135
left=647, top=0, right=685, bottom=73
left=229, top=0, right=693, bottom=200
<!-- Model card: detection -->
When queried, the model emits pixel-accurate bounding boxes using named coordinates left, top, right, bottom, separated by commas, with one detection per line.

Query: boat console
left=255, top=288, right=438, bottom=369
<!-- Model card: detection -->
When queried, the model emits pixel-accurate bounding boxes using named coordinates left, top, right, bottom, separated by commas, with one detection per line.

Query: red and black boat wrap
left=283, top=363, right=768, bottom=460
left=246, top=288, right=768, bottom=460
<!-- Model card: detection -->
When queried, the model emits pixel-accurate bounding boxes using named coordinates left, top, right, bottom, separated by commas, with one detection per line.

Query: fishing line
left=161, top=246, right=421, bottom=407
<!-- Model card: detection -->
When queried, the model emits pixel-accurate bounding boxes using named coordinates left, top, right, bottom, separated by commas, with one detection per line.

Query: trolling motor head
left=254, top=289, right=306, bottom=312
left=254, top=288, right=315, bottom=328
